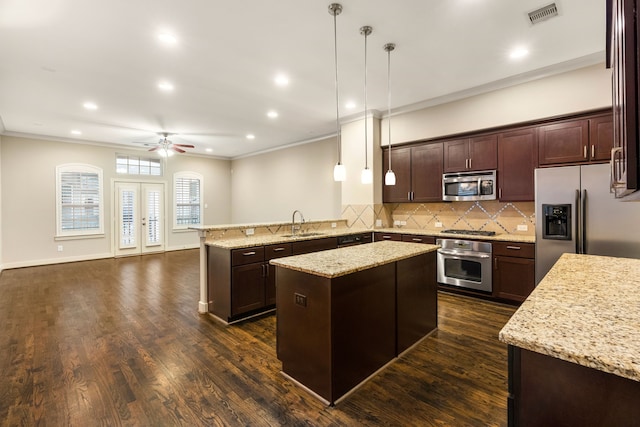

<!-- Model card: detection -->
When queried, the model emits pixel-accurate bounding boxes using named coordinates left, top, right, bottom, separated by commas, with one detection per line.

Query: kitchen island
left=271, top=241, right=439, bottom=405
left=499, top=253, right=640, bottom=426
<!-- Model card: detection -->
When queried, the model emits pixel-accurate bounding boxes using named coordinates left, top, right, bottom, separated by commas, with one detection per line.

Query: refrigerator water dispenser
left=542, top=204, right=571, bottom=240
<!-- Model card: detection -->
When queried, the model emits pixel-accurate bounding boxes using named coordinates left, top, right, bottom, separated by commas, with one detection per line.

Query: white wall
left=0, top=134, right=3, bottom=272
left=0, top=136, right=231, bottom=268
left=381, top=63, right=612, bottom=146
left=230, top=137, right=341, bottom=223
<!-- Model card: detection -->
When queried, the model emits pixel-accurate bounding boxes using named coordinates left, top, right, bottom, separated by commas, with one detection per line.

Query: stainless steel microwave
left=442, top=170, right=497, bottom=201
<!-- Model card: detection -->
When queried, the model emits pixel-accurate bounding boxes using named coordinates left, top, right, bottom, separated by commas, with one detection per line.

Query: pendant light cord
left=332, top=8, right=341, bottom=164
left=361, top=26, right=371, bottom=170
left=387, top=45, right=392, bottom=171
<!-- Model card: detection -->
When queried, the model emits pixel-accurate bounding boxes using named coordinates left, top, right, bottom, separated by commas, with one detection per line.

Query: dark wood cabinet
left=443, top=135, right=497, bottom=172
left=538, top=119, right=589, bottom=165
left=265, top=243, right=292, bottom=306
left=498, top=128, right=537, bottom=201
left=292, top=237, right=337, bottom=255
left=607, top=0, right=639, bottom=197
left=383, top=143, right=443, bottom=203
left=374, top=232, right=403, bottom=242
left=493, top=242, right=535, bottom=303
left=401, top=234, right=436, bottom=244
left=589, top=114, right=614, bottom=161
left=231, top=262, right=266, bottom=315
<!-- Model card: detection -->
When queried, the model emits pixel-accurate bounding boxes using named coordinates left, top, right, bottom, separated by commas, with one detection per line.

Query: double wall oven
left=436, top=230, right=493, bottom=293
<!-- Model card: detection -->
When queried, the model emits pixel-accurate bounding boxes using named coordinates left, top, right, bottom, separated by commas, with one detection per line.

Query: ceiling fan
left=138, top=132, right=195, bottom=157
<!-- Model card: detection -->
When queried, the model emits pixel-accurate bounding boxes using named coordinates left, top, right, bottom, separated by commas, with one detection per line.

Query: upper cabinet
left=498, top=128, right=537, bottom=201
left=607, top=0, right=639, bottom=197
left=538, top=115, right=613, bottom=166
left=443, top=135, right=497, bottom=173
left=383, top=143, right=443, bottom=203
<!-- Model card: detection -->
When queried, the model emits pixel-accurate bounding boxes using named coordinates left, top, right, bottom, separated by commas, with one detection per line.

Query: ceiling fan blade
left=172, top=144, right=195, bottom=148
left=171, top=147, right=186, bottom=153
left=148, top=146, right=160, bottom=152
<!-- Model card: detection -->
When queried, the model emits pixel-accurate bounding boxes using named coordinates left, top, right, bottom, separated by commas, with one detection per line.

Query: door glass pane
left=147, top=190, right=161, bottom=245
left=121, top=190, right=136, bottom=247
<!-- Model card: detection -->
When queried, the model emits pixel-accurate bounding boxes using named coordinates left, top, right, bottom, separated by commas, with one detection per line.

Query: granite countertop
left=270, top=241, right=438, bottom=279
left=499, top=253, right=640, bottom=382
left=206, top=228, right=371, bottom=249
left=375, top=228, right=535, bottom=244
left=190, top=218, right=344, bottom=232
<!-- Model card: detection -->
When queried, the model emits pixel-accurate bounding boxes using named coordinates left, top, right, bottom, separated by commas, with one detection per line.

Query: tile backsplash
left=342, top=201, right=535, bottom=236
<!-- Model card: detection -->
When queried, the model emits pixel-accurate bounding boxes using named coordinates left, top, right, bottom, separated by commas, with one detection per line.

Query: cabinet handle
left=583, top=145, right=587, bottom=159
left=408, top=191, right=411, bottom=201
left=273, top=247, right=286, bottom=252
left=506, top=246, right=521, bottom=250
left=499, top=188, right=502, bottom=199
left=243, top=251, right=256, bottom=256
left=591, top=145, right=595, bottom=159
left=494, top=257, right=498, bottom=269
left=264, top=263, right=269, bottom=277
left=412, top=238, right=423, bottom=242
left=468, top=158, right=472, bottom=169
left=382, top=235, right=392, bottom=240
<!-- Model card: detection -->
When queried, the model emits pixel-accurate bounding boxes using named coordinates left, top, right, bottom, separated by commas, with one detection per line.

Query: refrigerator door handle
left=582, top=189, right=587, bottom=254
left=575, top=189, right=581, bottom=254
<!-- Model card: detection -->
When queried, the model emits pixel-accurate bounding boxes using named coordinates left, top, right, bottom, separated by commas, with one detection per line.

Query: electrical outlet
left=294, top=293, right=307, bottom=307
left=57, top=245, right=63, bottom=252
left=394, top=220, right=400, bottom=226
left=400, top=221, right=407, bottom=226
left=435, top=222, right=443, bottom=228
left=246, top=228, right=255, bottom=236
left=331, top=222, right=337, bottom=228
left=517, top=224, right=528, bottom=231
left=375, top=219, right=382, bottom=227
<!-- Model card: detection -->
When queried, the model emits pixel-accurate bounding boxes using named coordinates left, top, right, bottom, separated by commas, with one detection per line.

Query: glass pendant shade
left=158, top=148, right=174, bottom=158
left=334, top=163, right=346, bottom=181
left=361, top=167, right=373, bottom=184
left=385, top=169, right=396, bottom=185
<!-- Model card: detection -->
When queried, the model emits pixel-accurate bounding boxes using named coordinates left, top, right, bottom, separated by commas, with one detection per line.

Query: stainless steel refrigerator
left=535, top=163, right=640, bottom=284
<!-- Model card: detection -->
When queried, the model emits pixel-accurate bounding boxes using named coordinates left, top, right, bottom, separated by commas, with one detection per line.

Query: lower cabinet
left=374, top=232, right=403, bottom=242
left=493, top=242, right=535, bottom=303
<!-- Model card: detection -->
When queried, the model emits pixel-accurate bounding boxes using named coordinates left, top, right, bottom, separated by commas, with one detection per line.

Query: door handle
left=582, top=189, right=587, bottom=254
left=575, top=189, right=581, bottom=254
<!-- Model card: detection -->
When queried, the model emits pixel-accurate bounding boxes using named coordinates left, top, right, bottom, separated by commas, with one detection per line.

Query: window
left=174, top=172, right=203, bottom=229
left=116, top=154, right=161, bottom=176
left=56, top=164, right=104, bottom=237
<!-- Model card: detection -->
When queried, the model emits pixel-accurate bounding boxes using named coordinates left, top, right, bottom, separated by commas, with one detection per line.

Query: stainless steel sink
left=281, top=232, right=326, bottom=238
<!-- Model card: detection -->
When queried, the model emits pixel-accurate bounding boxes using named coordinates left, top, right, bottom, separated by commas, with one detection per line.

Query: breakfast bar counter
left=271, top=241, right=439, bottom=405
left=499, top=253, right=640, bottom=426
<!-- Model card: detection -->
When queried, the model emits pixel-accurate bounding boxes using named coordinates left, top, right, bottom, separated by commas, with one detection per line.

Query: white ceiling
left=0, top=0, right=606, bottom=159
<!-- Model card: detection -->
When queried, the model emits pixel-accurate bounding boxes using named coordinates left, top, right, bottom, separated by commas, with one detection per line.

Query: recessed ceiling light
left=158, top=32, right=177, bottom=45
left=71, top=130, right=82, bottom=135
left=83, top=102, right=98, bottom=110
left=345, top=101, right=356, bottom=109
left=158, top=81, right=174, bottom=91
left=509, top=47, right=529, bottom=60
left=267, top=111, right=278, bottom=119
left=246, top=134, right=256, bottom=140
left=205, top=148, right=213, bottom=153
left=274, top=74, right=289, bottom=86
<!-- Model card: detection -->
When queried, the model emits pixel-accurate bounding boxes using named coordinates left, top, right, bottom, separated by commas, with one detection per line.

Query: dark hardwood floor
left=0, top=249, right=516, bottom=426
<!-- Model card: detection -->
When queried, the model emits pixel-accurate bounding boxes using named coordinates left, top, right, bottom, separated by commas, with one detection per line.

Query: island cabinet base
left=508, top=346, right=640, bottom=427
left=276, top=252, right=437, bottom=405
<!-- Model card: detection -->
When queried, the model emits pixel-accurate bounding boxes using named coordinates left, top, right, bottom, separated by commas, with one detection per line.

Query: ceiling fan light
left=385, top=169, right=396, bottom=186
left=333, top=163, right=346, bottom=181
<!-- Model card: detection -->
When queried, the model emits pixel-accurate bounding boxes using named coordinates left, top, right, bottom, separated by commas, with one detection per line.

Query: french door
left=115, top=182, right=165, bottom=256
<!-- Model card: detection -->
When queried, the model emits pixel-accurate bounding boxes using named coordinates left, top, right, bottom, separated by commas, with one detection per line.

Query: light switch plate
left=517, top=224, right=528, bottom=231
left=246, top=228, right=255, bottom=235
left=435, top=222, right=443, bottom=228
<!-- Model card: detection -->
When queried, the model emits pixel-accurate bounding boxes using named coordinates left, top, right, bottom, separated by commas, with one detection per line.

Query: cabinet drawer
left=292, top=237, right=338, bottom=255
left=401, top=234, right=436, bottom=244
left=265, top=243, right=293, bottom=260
left=374, top=232, right=402, bottom=242
left=231, top=246, right=265, bottom=266
left=492, top=242, right=534, bottom=259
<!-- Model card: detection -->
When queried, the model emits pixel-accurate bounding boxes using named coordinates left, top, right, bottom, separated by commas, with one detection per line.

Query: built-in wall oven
left=436, top=238, right=492, bottom=293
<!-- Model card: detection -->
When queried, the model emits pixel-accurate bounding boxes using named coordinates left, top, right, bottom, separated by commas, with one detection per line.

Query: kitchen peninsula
left=271, top=241, right=439, bottom=405
left=499, top=253, right=640, bottom=426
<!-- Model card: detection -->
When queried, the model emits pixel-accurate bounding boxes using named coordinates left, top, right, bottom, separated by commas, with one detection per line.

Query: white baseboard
left=2, top=252, right=114, bottom=270
left=165, top=244, right=200, bottom=252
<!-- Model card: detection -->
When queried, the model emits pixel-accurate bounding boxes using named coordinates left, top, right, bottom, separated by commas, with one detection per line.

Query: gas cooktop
left=442, top=229, right=496, bottom=236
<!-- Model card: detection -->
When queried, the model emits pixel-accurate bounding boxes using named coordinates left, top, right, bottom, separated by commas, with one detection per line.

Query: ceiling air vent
left=528, top=3, right=559, bottom=25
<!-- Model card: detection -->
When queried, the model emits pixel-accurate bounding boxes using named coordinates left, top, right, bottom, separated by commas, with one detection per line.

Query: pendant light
left=360, top=25, right=373, bottom=185
left=329, top=3, right=346, bottom=182
left=384, top=43, right=396, bottom=186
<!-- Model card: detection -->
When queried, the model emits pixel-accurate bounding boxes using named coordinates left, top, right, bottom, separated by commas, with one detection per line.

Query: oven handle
left=437, top=249, right=491, bottom=259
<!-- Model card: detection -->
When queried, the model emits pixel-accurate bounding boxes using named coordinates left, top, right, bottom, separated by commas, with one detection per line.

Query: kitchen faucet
left=291, top=210, right=305, bottom=235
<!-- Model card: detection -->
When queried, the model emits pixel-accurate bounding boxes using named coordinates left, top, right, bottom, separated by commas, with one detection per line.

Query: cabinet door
left=498, top=128, right=537, bottom=201
left=265, top=243, right=292, bottom=306
left=443, top=139, right=469, bottom=172
left=401, top=234, right=436, bottom=244
left=412, top=143, right=443, bottom=202
left=589, top=115, right=614, bottom=161
left=538, top=120, right=589, bottom=165
left=383, top=147, right=411, bottom=202
left=231, top=263, right=266, bottom=315
left=493, top=256, right=535, bottom=303
left=469, top=134, right=498, bottom=171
